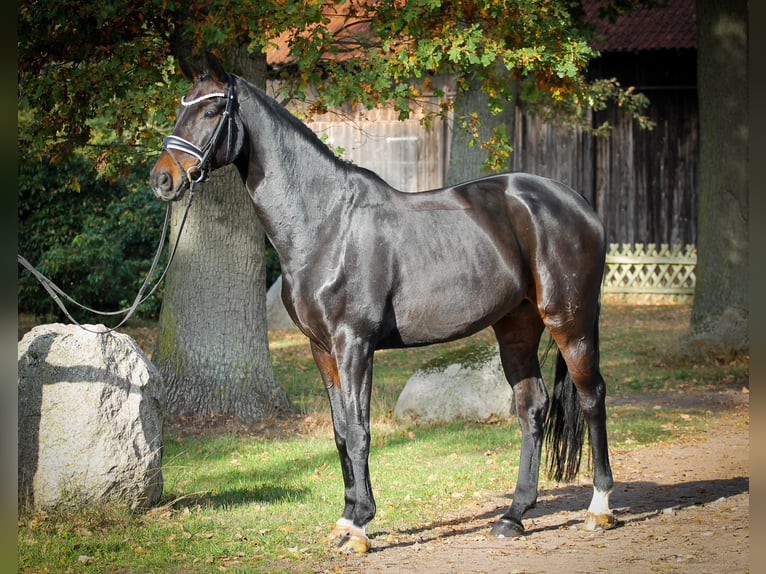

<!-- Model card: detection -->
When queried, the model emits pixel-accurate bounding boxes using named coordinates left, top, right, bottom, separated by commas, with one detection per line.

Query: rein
left=18, top=184, right=198, bottom=335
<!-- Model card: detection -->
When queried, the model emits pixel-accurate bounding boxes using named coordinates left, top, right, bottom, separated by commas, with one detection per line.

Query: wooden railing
left=603, top=243, right=696, bottom=300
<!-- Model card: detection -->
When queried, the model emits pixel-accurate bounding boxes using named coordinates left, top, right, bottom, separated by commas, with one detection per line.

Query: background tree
left=18, top=1, right=294, bottom=422
left=690, top=0, right=748, bottom=354
left=153, top=42, right=291, bottom=420
left=446, top=76, right=518, bottom=184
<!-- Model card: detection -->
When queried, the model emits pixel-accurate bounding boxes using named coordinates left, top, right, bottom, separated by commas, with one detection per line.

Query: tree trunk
left=154, top=50, right=291, bottom=422
left=690, top=0, right=748, bottom=353
left=446, top=77, right=516, bottom=185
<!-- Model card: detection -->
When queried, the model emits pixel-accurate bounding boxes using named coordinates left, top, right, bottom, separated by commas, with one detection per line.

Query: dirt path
left=334, top=389, right=749, bottom=573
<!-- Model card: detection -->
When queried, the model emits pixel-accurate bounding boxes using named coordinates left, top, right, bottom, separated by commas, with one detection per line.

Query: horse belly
left=391, top=255, right=526, bottom=346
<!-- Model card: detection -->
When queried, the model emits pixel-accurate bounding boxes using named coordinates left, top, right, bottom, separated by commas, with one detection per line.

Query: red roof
left=583, top=0, right=696, bottom=52
left=268, top=3, right=373, bottom=66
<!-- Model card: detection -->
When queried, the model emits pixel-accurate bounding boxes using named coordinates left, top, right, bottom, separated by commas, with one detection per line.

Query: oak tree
left=690, top=0, right=748, bottom=355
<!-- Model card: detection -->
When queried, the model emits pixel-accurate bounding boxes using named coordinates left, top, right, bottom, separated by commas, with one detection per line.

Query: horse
left=150, top=52, right=617, bottom=554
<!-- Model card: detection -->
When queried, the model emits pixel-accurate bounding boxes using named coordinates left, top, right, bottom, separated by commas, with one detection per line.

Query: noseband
left=162, top=74, right=237, bottom=185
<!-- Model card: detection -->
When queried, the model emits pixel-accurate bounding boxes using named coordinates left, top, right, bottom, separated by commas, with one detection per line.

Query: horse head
left=150, top=52, right=239, bottom=201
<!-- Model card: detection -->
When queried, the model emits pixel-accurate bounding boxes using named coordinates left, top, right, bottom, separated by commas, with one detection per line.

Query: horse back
left=282, top=171, right=604, bottom=350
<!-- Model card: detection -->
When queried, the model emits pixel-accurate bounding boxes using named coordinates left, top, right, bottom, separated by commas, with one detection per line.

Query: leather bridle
left=162, top=73, right=237, bottom=186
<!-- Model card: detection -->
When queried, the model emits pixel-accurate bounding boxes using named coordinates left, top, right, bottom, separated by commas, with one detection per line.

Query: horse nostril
left=154, top=171, right=172, bottom=192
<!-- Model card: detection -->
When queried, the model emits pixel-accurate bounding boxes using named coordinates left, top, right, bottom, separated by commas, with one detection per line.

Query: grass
left=17, top=303, right=749, bottom=573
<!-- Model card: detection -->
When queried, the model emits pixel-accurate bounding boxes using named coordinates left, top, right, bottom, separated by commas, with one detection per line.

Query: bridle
left=162, top=73, right=238, bottom=186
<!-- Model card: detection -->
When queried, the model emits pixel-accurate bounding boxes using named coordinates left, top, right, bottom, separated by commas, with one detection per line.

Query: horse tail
left=544, top=311, right=601, bottom=482
left=544, top=352, right=584, bottom=482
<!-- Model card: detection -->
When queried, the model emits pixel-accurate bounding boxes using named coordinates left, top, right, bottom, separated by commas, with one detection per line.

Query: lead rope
left=18, top=184, right=198, bottom=335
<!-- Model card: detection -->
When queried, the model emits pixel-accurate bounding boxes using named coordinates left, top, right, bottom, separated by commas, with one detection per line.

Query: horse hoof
left=583, top=512, right=619, bottom=531
left=335, top=532, right=371, bottom=554
left=490, top=517, right=525, bottom=538
left=329, top=523, right=351, bottom=540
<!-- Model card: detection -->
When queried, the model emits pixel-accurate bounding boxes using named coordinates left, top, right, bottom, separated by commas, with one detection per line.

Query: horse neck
left=235, top=80, right=350, bottom=266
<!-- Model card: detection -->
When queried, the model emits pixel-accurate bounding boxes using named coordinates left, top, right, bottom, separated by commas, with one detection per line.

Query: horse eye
left=204, top=109, right=217, bottom=119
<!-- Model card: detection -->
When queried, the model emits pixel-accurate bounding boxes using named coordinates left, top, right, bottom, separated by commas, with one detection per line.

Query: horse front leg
left=310, top=340, right=376, bottom=554
left=311, top=343, right=356, bottom=534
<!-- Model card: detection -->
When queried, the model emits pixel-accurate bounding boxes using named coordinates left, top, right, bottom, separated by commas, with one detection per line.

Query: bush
left=18, top=157, right=167, bottom=321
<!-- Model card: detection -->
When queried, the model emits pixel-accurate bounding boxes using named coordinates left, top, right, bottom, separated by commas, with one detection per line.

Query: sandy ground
left=329, top=388, right=749, bottom=573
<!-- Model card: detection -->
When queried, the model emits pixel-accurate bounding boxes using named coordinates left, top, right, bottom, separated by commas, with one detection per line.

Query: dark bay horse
left=150, top=53, right=616, bottom=554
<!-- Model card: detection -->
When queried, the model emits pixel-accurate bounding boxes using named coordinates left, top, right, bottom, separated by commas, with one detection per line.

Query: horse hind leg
left=489, top=302, right=548, bottom=538
left=544, top=307, right=618, bottom=532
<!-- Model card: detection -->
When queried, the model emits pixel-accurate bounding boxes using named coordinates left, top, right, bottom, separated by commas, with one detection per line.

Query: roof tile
left=584, top=0, right=696, bottom=52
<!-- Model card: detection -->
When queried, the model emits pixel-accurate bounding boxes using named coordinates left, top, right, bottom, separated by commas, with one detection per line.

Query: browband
left=180, top=92, right=227, bottom=107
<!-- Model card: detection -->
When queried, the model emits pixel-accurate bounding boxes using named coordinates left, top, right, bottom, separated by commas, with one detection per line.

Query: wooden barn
left=514, top=0, right=698, bottom=246
left=267, top=0, right=699, bottom=248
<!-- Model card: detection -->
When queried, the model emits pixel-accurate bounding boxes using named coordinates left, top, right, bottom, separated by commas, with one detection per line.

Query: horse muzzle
left=150, top=162, right=190, bottom=202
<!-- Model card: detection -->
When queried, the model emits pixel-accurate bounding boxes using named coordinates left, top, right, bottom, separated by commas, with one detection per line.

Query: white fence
left=603, top=243, right=696, bottom=301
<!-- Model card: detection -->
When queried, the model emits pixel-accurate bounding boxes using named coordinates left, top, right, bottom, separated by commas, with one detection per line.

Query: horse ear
left=179, top=57, right=199, bottom=82
left=204, top=52, right=227, bottom=83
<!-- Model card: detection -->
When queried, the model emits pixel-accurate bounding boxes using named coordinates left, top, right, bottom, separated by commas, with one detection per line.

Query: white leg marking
left=587, top=486, right=612, bottom=516
left=333, top=519, right=370, bottom=554
left=335, top=517, right=354, bottom=529
left=334, top=517, right=367, bottom=539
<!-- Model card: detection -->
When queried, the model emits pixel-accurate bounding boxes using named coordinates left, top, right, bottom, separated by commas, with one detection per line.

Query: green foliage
left=17, top=0, right=182, bottom=175
left=270, top=0, right=652, bottom=171
left=18, top=0, right=653, bottom=177
left=18, top=156, right=167, bottom=320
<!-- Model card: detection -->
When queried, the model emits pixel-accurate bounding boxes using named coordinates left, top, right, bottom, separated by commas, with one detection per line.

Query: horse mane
left=239, top=77, right=354, bottom=170
left=232, top=75, right=396, bottom=196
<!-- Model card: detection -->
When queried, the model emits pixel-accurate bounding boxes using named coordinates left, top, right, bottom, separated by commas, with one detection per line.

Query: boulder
left=18, top=324, right=164, bottom=510
left=266, top=275, right=298, bottom=331
left=394, top=346, right=514, bottom=423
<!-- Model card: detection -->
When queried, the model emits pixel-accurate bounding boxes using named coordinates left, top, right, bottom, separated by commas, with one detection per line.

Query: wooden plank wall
left=512, top=88, right=698, bottom=246
left=510, top=110, right=595, bottom=205
left=307, top=103, right=448, bottom=193
left=300, top=89, right=698, bottom=246
left=603, top=89, right=698, bottom=246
